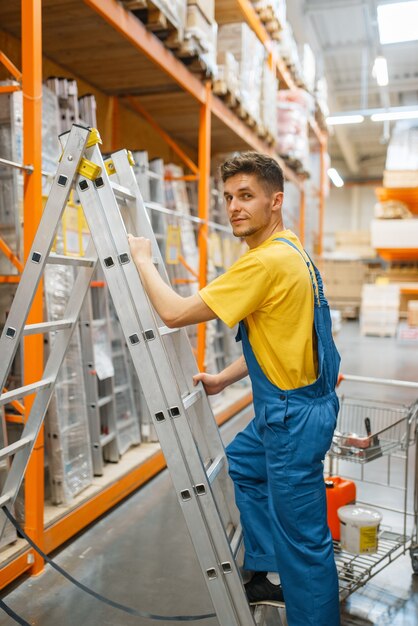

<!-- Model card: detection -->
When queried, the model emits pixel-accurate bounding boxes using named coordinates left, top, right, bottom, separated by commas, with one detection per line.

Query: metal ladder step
left=23, top=320, right=75, bottom=335
left=206, top=454, right=225, bottom=484
left=100, top=432, right=117, bottom=447
left=182, top=389, right=202, bottom=409
left=0, top=380, right=52, bottom=406
left=158, top=325, right=181, bottom=336
left=110, top=181, right=136, bottom=202
left=97, top=395, right=113, bottom=409
left=0, top=435, right=33, bottom=461
left=48, top=253, right=96, bottom=266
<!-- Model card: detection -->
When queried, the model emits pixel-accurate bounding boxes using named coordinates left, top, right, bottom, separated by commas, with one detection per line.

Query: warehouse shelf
left=0, top=0, right=329, bottom=589
left=375, top=186, right=418, bottom=215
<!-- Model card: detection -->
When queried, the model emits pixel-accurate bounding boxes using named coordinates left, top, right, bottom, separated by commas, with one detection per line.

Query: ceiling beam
left=332, top=78, right=418, bottom=96
left=304, top=0, right=364, bottom=14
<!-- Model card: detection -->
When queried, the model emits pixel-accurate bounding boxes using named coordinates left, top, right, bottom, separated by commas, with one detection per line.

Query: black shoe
left=244, top=572, right=285, bottom=607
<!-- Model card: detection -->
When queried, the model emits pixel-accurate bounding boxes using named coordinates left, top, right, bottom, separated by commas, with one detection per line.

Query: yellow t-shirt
left=199, top=230, right=317, bottom=390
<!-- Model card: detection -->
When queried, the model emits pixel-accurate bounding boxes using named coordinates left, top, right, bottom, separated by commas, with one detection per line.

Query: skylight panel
left=377, top=1, right=418, bottom=44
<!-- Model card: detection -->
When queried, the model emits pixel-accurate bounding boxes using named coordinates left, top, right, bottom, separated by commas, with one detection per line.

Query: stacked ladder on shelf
left=0, top=124, right=281, bottom=625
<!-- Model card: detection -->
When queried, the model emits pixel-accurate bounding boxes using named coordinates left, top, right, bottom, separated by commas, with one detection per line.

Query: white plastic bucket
left=338, top=505, right=382, bottom=554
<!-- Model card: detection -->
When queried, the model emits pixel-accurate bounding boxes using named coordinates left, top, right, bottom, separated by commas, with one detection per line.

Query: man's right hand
left=193, top=372, right=225, bottom=396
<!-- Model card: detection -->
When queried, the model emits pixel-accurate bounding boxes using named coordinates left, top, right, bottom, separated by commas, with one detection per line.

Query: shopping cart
left=326, top=374, right=418, bottom=601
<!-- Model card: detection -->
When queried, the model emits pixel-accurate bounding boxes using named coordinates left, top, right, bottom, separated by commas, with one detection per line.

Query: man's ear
left=272, top=191, right=284, bottom=211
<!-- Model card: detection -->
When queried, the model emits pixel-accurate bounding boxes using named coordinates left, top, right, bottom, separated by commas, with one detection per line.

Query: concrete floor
left=1, top=321, right=417, bottom=625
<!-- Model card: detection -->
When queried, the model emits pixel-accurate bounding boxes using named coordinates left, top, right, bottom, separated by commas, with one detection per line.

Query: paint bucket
left=338, top=505, right=382, bottom=554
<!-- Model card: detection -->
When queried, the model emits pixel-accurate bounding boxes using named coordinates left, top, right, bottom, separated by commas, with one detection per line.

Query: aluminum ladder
left=0, top=123, right=275, bottom=625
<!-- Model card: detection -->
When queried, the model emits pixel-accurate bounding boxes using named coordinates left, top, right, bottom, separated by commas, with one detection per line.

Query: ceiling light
left=326, top=115, right=365, bottom=126
left=377, top=1, right=418, bottom=45
left=327, top=168, right=344, bottom=187
left=371, top=110, right=418, bottom=121
left=372, top=56, right=389, bottom=86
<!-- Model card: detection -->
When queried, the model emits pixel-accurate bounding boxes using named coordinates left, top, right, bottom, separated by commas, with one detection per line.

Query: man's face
left=223, top=173, right=283, bottom=246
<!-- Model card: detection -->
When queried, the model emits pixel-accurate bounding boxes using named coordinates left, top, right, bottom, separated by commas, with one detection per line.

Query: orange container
left=325, top=476, right=356, bottom=540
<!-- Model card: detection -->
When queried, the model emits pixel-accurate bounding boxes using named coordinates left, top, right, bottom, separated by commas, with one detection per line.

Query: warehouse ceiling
left=288, top=0, right=418, bottom=181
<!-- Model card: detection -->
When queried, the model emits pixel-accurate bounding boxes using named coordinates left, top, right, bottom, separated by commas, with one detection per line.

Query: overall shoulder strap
left=274, top=237, right=322, bottom=307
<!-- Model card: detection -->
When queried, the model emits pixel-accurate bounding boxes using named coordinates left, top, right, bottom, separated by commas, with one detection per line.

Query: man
left=128, top=152, right=341, bottom=626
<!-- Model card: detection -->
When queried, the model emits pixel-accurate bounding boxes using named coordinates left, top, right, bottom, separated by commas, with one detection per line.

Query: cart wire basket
left=327, top=374, right=418, bottom=600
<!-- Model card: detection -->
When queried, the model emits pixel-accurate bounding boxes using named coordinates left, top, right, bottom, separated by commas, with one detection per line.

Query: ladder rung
left=117, top=417, right=137, bottom=431
left=110, top=181, right=136, bottom=202
left=229, top=525, right=243, bottom=558
left=91, top=319, right=106, bottom=328
left=0, top=380, right=52, bottom=407
left=23, top=320, right=74, bottom=336
left=0, top=435, right=33, bottom=461
left=0, top=492, right=13, bottom=508
left=114, top=383, right=129, bottom=394
left=206, top=455, right=225, bottom=484
left=253, top=605, right=267, bottom=625
left=182, top=389, right=202, bottom=410
left=97, top=395, right=113, bottom=408
left=48, top=253, right=96, bottom=267
left=158, top=325, right=180, bottom=336
left=100, top=432, right=116, bottom=447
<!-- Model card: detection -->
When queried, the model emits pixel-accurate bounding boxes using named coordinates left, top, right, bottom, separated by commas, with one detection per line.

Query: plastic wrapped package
left=44, top=262, right=93, bottom=504
left=185, top=4, right=218, bottom=75
left=217, top=23, right=265, bottom=123
left=41, top=85, right=61, bottom=195
left=315, top=76, right=329, bottom=120
left=385, top=121, right=418, bottom=171
left=107, top=297, right=141, bottom=453
left=215, top=51, right=240, bottom=99
left=299, top=43, right=316, bottom=93
left=275, top=23, right=303, bottom=81
left=0, top=408, right=17, bottom=551
left=164, top=164, right=199, bottom=296
left=276, top=89, right=312, bottom=172
left=0, top=88, right=23, bottom=276
left=261, top=65, right=278, bottom=137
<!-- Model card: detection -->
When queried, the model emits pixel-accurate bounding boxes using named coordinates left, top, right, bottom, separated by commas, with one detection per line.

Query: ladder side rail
left=79, top=284, right=105, bottom=476
left=77, top=180, right=249, bottom=626
left=111, top=150, right=241, bottom=526
left=81, top=149, right=255, bottom=625
left=0, top=125, right=90, bottom=391
left=0, top=241, right=97, bottom=520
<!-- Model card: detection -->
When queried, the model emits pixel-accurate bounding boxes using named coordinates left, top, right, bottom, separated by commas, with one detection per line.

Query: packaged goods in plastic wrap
left=261, top=65, right=278, bottom=137
left=276, top=89, right=312, bottom=171
left=124, top=0, right=187, bottom=39
left=185, top=5, right=218, bottom=75
left=44, top=259, right=93, bottom=504
left=385, top=121, right=418, bottom=171
left=0, top=87, right=23, bottom=276
left=374, top=200, right=412, bottom=219
left=217, top=22, right=265, bottom=123
left=360, top=284, right=400, bottom=337
left=42, top=86, right=61, bottom=185
left=315, top=76, right=330, bottom=121
left=215, top=51, right=240, bottom=99
left=299, top=43, right=316, bottom=93
left=275, top=22, right=303, bottom=82
left=0, top=408, right=17, bottom=551
left=187, top=0, right=214, bottom=23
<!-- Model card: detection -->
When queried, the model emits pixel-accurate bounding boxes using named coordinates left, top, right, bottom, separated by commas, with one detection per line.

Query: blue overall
left=226, top=238, right=341, bottom=626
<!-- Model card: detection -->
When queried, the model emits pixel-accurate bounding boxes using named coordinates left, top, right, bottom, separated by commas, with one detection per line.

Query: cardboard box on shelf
left=187, top=0, right=214, bottom=24
left=407, top=300, right=418, bottom=327
left=383, top=170, right=418, bottom=188
left=360, top=284, right=400, bottom=337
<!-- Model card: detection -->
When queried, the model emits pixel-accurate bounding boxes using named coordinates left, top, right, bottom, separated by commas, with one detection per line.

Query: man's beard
left=231, top=224, right=259, bottom=238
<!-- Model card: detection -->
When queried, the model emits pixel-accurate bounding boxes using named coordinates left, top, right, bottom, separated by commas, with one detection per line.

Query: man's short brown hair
left=220, top=152, right=284, bottom=194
